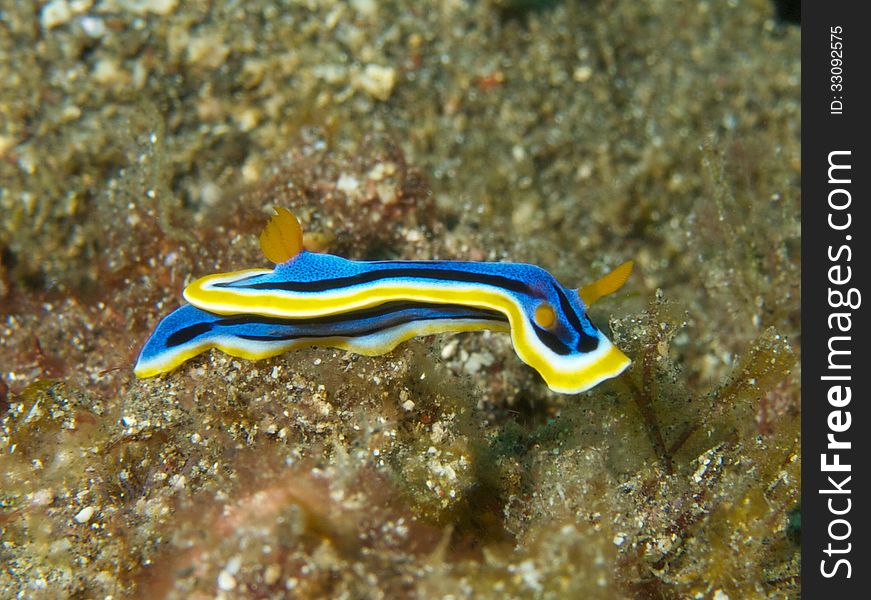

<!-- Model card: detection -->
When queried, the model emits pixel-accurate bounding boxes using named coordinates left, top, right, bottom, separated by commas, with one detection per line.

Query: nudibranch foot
left=134, top=302, right=509, bottom=379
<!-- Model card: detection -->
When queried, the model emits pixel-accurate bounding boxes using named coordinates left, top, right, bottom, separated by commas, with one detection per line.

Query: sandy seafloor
left=0, top=1, right=800, bottom=598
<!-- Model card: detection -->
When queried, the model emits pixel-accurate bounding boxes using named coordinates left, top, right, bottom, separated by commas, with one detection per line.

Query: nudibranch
left=135, top=208, right=633, bottom=393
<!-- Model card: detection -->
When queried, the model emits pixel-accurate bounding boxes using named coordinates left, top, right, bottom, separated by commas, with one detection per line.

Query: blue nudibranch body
left=135, top=208, right=632, bottom=394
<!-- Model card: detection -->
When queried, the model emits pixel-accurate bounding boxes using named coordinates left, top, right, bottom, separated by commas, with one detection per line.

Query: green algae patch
left=601, top=295, right=799, bottom=597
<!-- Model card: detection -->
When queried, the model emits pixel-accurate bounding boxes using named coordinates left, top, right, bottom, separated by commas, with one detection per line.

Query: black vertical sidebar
left=802, top=2, right=870, bottom=596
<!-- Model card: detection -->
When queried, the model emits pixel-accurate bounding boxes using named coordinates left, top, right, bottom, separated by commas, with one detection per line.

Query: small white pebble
left=40, top=0, right=72, bottom=29
left=79, top=15, right=106, bottom=38
left=354, top=64, right=396, bottom=101
left=225, top=556, right=242, bottom=574
left=351, top=0, right=377, bottom=16
left=92, top=58, right=129, bottom=86
left=217, top=570, right=236, bottom=591
left=401, top=399, right=415, bottom=411
left=263, top=564, right=281, bottom=586
left=235, top=108, right=260, bottom=132
left=199, top=181, right=222, bottom=206
left=118, top=0, right=178, bottom=17
left=69, top=0, right=93, bottom=12
left=187, top=33, right=229, bottom=69
left=573, top=65, right=593, bottom=82
left=336, top=173, right=360, bottom=195
left=440, top=339, right=459, bottom=360
left=463, top=351, right=494, bottom=375
left=31, top=489, right=53, bottom=507
left=74, top=506, right=95, bottom=523
left=367, top=161, right=396, bottom=180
